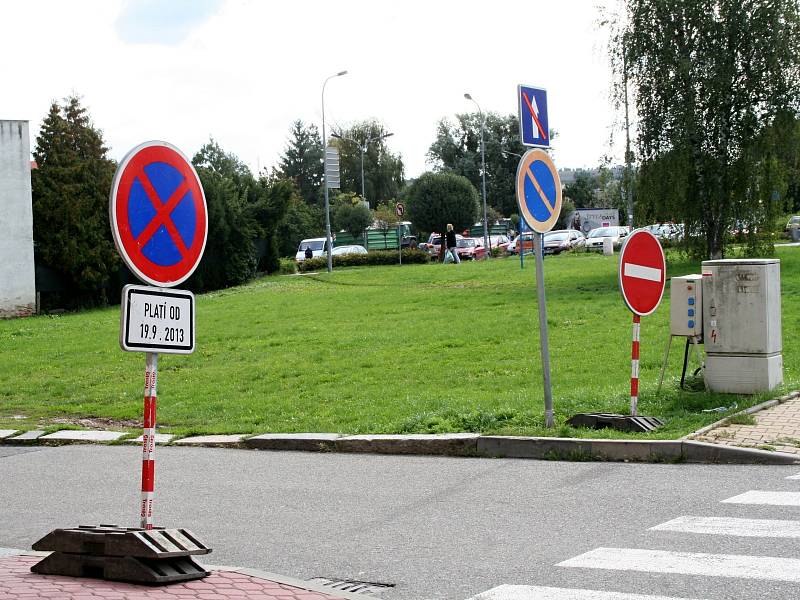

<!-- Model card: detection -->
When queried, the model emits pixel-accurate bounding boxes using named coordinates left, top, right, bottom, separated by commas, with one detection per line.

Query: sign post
left=618, top=229, right=666, bottom=416
left=516, top=148, right=562, bottom=428
left=395, top=202, right=404, bottom=265
left=110, top=140, right=207, bottom=529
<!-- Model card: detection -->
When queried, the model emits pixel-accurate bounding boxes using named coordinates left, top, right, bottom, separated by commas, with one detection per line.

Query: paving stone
left=244, top=433, right=340, bottom=452
left=173, top=435, right=246, bottom=447
left=5, top=430, right=46, bottom=444
left=126, top=433, right=176, bottom=444
left=0, top=430, right=18, bottom=440
left=41, top=430, right=126, bottom=443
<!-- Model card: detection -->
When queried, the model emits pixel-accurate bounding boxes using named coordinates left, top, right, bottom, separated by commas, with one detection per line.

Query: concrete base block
left=336, top=433, right=480, bottom=456
left=244, top=433, right=340, bottom=452
left=477, top=436, right=594, bottom=459
left=126, top=433, right=175, bottom=444
left=0, top=430, right=19, bottom=440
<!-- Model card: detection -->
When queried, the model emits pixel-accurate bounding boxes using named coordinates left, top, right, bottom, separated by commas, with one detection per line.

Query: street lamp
left=464, top=93, right=490, bottom=255
left=322, top=70, right=348, bottom=273
left=331, top=131, right=394, bottom=205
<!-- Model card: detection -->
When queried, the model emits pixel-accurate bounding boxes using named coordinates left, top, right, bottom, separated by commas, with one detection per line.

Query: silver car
left=585, top=226, right=630, bottom=251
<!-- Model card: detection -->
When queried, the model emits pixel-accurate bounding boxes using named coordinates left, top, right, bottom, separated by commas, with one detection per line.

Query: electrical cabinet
left=670, top=275, right=703, bottom=337
left=701, top=259, right=782, bottom=394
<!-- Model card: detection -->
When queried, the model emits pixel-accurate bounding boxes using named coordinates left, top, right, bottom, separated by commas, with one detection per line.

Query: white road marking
left=468, top=585, right=706, bottom=600
left=721, top=490, right=800, bottom=506
left=624, top=262, right=662, bottom=282
left=558, top=547, right=800, bottom=582
left=786, top=473, right=800, bottom=480
left=651, top=515, right=800, bottom=538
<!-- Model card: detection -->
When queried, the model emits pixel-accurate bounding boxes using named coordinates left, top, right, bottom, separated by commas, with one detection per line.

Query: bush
left=298, top=249, right=430, bottom=272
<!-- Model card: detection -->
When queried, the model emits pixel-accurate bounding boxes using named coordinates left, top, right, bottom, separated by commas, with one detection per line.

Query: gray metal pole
left=321, top=71, right=347, bottom=273
left=360, top=145, right=366, bottom=203
left=479, top=112, right=489, bottom=256
left=623, top=45, right=634, bottom=228
left=322, top=79, right=333, bottom=273
left=533, top=232, right=555, bottom=428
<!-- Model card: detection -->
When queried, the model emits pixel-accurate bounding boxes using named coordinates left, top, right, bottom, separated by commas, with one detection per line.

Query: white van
left=295, top=237, right=330, bottom=262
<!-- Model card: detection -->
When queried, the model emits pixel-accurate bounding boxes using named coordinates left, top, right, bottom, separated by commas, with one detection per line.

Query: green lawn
left=1, top=248, right=798, bottom=439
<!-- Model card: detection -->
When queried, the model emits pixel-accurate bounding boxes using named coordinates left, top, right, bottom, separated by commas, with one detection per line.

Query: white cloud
left=2, top=0, right=622, bottom=178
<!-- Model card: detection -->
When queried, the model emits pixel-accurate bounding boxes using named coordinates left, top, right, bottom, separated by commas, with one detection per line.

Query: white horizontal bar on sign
left=468, top=584, right=707, bottom=600
left=651, top=515, right=800, bottom=538
left=785, top=473, right=800, bottom=480
left=624, top=262, right=662, bottom=282
left=721, top=491, right=800, bottom=506
left=558, top=547, right=800, bottom=582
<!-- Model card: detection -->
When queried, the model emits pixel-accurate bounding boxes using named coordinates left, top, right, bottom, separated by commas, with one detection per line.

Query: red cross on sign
left=110, top=141, right=208, bottom=288
left=618, top=229, right=666, bottom=316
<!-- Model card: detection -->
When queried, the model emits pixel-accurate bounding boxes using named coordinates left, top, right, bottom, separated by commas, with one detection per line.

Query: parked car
left=295, top=237, right=330, bottom=262
left=644, top=223, right=683, bottom=241
left=331, top=245, right=367, bottom=257
left=585, top=226, right=630, bottom=251
left=487, top=234, right=511, bottom=253
left=543, top=230, right=586, bottom=255
left=455, top=237, right=487, bottom=260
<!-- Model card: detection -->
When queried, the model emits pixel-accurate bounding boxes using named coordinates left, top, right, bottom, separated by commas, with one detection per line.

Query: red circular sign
left=109, top=141, right=207, bottom=287
left=618, top=229, right=666, bottom=316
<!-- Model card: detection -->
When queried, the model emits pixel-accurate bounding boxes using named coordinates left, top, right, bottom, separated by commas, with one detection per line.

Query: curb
left=4, top=431, right=800, bottom=466
left=683, top=389, right=800, bottom=440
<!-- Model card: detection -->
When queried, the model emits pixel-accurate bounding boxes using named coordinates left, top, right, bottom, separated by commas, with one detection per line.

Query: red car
left=455, top=237, right=487, bottom=260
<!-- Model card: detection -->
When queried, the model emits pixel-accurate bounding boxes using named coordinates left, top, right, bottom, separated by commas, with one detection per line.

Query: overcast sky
left=3, top=0, right=622, bottom=177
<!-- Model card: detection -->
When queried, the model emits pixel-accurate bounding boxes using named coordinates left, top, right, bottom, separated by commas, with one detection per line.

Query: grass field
left=1, top=248, right=798, bottom=439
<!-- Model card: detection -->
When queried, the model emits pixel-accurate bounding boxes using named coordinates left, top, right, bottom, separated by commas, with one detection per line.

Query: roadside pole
left=141, top=352, right=158, bottom=529
left=533, top=231, right=554, bottom=427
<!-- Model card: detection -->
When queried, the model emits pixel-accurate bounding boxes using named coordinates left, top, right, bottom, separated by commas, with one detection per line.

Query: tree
left=331, top=120, right=405, bottom=207
left=276, top=193, right=323, bottom=257
left=276, top=120, right=324, bottom=206
left=427, top=113, right=527, bottom=216
left=610, top=0, right=800, bottom=258
left=405, top=172, right=479, bottom=255
left=333, top=193, right=373, bottom=242
left=373, top=202, right=399, bottom=248
left=31, top=96, right=118, bottom=308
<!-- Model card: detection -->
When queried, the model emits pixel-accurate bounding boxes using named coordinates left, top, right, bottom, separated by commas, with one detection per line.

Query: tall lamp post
left=322, top=70, right=348, bottom=273
left=464, top=93, right=490, bottom=255
left=331, top=131, right=394, bottom=205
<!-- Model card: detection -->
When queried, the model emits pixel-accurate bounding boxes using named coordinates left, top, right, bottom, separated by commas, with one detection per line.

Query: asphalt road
left=1, top=445, right=799, bottom=600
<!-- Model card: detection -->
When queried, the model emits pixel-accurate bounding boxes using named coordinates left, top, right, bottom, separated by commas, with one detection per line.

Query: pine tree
left=277, top=120, right=324, bottom=206
left=31, top=96, right=118, bottom=307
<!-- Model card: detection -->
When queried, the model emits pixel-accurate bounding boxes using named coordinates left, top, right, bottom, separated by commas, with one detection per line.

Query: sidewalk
left=692, top=392, right=800, bottom=455
left=0, top=553, right=353, bottom=600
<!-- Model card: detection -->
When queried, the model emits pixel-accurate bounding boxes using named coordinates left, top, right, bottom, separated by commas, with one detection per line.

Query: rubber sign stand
left=141, top=352, right=158, bottom=529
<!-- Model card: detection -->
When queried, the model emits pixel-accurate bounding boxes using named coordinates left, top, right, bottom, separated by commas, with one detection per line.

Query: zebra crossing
left=468, top=470, right=800, bottom=600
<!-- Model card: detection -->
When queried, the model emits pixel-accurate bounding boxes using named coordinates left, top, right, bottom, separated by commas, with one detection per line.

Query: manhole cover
left=308, top=577, right=395, bottom=596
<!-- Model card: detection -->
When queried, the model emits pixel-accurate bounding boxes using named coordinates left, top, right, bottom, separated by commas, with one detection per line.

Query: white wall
left=0, top=120, right=36, bottom=317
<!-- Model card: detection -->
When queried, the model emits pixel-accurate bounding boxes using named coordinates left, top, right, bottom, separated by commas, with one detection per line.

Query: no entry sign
left=618, top=229, right=666, bottom=316
left=110, top=141, right=208, bottom=288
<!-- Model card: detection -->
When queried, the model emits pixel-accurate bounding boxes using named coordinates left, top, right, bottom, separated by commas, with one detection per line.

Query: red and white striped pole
left=141, top=352, right=158, bottom=529
left=630, top=314, right=640, bottom=416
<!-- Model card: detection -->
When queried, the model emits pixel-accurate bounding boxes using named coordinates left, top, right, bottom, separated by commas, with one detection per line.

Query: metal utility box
left=701, top=259, right=782, bottom=394
left=670, top=275, right=703, bottom=337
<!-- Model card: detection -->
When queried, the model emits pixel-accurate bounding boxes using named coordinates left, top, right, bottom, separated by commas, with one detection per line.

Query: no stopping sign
left=110, top=141, right=208, bottom=288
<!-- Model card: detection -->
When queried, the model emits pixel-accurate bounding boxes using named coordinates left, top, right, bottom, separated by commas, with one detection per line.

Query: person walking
left=445, top=223, right=460, bottom=264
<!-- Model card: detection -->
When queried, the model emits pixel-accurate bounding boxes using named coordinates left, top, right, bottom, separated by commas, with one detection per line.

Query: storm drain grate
left=308, top=577, right=395, bottom=596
